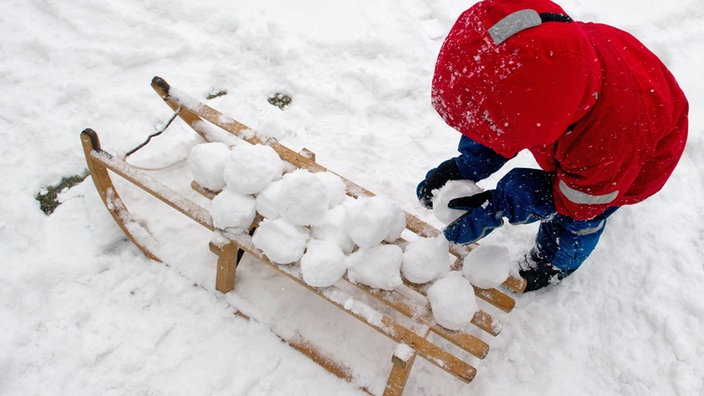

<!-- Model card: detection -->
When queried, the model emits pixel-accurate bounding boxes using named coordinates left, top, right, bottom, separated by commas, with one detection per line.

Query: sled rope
left=124, top=105, right=182, bottom=158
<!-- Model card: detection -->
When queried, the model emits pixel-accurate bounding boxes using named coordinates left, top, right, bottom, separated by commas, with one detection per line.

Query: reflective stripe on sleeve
left=571, top=220, right=605, bottom=236
left=559, top=180, right=618, bottom=205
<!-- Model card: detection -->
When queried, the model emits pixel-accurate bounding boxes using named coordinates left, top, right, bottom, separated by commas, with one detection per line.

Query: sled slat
left=399, top=279, right=503, bottom=337
left=220, top=229, right=477, bottom=383
left=503, top=276, right=527, bottom=293
left=473, top=287, right=516, bottom=313
left=194, top=181, right=494, bottom=355
left=358, top=286, right=490, bottom=359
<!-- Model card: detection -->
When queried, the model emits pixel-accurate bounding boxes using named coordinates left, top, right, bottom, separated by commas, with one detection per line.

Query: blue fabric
left=416, top=136, right=509, bottom=206
left=454, top=135, right=512, bottom=181
left=416, top=176, right=427, bottom=202
left=442, top=199, right=505, bottom=245
left=435, top=138, right=618, bottom=272
left=494, top=168, right=555, bottom=224
left=536, top=207, right=618, bottom=272
left=444, top=168, right=556, bottom=244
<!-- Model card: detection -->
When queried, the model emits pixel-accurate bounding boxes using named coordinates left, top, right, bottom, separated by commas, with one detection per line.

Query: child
left=417, top=0, right=688, bottom=291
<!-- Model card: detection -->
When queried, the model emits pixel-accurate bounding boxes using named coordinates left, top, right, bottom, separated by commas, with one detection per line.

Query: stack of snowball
left=189, top=142, right=511, bottom=331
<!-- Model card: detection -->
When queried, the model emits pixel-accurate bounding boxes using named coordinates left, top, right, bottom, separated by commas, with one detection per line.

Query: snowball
left=255, top=179, right=282, bottom=219
left=427, top=271, right=478, bottom=331
left=462, top=245, right=511, bottom=289
left=311, top=204, right=356, bottom=254
left=189, top=142, right=231, bottom=191
left=300, top=239, right=348, bottom=288
left=432, top=180, right=484, bottom=224
left=384, top=207, right=407, bottom=243
left=252, top=218, right=309, bottom=265
left=343, top=196, right=407, bottom=248
left=223, top=143, right=284, bottom=195
left=210, top=190, right=256, bottom=232
left=315, top=171, right=347, bottom=207
left=401, top=235, right=451, bottom=284
left=347, top=244, right=403, bottom=290
left=276, top=169, right=330, bottom=226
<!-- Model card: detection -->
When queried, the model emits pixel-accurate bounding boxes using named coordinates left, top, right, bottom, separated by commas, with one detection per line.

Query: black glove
left=416, top=159, right=463, bottom=209
left=447, top=191, right=493, bottom=210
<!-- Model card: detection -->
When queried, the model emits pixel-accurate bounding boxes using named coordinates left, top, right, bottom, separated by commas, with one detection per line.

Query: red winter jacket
left=431, top=0, right=688, bottom=220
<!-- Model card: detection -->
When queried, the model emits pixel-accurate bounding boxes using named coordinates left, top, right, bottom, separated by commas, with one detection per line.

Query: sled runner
left=81, top=76, right=526, bottom=395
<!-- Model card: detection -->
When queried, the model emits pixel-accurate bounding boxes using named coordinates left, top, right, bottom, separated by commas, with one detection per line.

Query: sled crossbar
left=81, top=76, right=526, bottom=395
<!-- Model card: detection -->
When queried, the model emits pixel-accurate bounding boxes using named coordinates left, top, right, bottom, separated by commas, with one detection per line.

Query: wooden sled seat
left=80, top=76, right=526, bottom=395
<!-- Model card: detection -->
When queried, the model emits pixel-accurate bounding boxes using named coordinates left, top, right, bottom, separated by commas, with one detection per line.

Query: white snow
left=311, top=204, right=356, bottom=254
left=384, top=206, right=407, bottom=243
left=300, top=239, right=348, bottom=288
left=255, top=171, right=345, bottom=223
left=463, top=244, right=512, bottom=289
left=4, top=0, right=703, bottom=395
left=254, top=179, right=283, bottom=219
left=209, top=189, right=256, bottom=232
left=251, top=218, right=310, bottom=265
left=223, top=143, right=284, bottom=195
left=315, top=171, right=348, bottom=208
left=275, top=169, right=329, bottom=226
left=188, top=142, right=231, bottom=191
left=401, top=235, right=452, bottom=284
left=432, top=179, right=484, bottom=224
left=347, top=244, right=404, bottom=290
left=342, top=196, right=407, bottom=248
left=427, top=271, right=478, bottom=331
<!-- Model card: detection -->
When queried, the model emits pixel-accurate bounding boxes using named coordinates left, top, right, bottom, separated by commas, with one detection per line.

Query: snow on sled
left=80, top=76, right=527, bottom=395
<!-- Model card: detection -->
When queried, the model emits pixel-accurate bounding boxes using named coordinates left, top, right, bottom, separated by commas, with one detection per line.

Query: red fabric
left=432, top=0, right=688, bottom=220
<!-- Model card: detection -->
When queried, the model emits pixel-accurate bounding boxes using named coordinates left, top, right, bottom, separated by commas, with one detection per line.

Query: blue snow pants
left=441, top=136, right=619, bottom=273
left=536, top=206, right=619, bottom=273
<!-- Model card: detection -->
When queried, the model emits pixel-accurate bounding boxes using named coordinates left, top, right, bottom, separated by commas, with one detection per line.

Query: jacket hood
left=432, top=0, right=602, bottom=158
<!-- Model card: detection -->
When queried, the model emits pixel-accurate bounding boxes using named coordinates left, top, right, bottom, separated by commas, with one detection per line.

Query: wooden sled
left=81, top=76, right=527, bottom=395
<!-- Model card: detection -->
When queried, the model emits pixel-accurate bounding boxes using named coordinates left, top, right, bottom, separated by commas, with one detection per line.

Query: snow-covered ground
left=2, top=0, right=703, bottom=394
